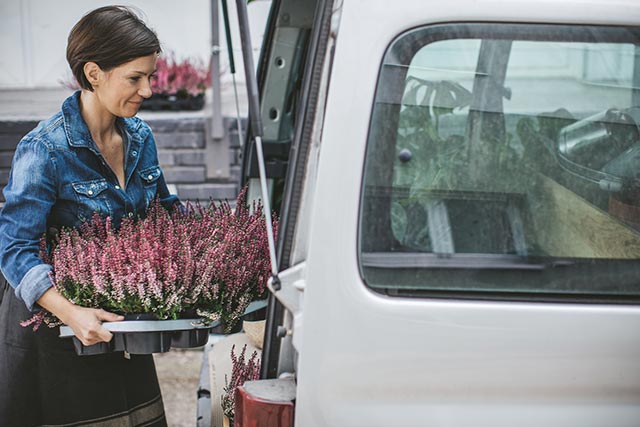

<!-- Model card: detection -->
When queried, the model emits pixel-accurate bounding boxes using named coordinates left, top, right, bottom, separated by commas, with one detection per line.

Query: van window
left=359, top=24, right=640, bottom=301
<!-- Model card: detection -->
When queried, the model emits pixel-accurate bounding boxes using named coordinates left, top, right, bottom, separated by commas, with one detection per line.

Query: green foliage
left=394, top=77, right=471, bottom=193
left=390, top=76, right=521, bottom=249
left=391, top=78, right=470, bottom=247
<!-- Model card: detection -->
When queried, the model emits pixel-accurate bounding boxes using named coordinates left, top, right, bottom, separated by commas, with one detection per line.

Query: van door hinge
left=268, top=262, right=306, bottom=314
left=268, top=262, right=306, bottom=351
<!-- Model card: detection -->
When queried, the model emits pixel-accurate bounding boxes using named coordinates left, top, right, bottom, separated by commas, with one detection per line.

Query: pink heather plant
left=199, top=189, right=277, bottom=330
left=151, top=53, right=211, bottom=97
left=23, top=188, right=276, bottom=332
left=221, top=344, right=261, bottom=421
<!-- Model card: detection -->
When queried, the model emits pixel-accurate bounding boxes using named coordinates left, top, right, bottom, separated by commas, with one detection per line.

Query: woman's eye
left=129, top=77, right=140, bottom=82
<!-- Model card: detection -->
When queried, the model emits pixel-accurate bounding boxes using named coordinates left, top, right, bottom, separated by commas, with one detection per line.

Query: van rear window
left=359, top=23, right=640, bottom=302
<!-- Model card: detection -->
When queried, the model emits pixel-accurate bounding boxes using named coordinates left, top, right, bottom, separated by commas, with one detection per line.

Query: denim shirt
left=0, top=91, right=179, bottom=311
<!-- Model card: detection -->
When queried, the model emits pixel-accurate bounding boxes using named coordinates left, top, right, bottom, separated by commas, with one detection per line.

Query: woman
left=0, top=6, right=178, bottom=426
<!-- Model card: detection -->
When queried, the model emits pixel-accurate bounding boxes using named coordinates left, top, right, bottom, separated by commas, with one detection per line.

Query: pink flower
left=24, top=188, right=277, bottom=331
left=151, top=53, right=211, bottom=97
left=221, top=344, right=261, bottom=420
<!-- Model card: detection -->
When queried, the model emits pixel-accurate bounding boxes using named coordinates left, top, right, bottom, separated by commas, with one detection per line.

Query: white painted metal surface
left=284, top=0, right=640, bottom=425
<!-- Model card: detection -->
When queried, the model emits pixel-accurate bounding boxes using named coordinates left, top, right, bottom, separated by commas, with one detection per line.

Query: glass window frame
left=358, top=22, right=640, bottom=304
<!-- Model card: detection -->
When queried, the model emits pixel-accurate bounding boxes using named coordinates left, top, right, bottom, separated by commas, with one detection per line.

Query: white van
left=209, top=0, right=640, bottom=425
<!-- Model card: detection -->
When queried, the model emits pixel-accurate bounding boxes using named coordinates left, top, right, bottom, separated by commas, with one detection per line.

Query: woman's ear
left=83, top=62, right=102, bottom=88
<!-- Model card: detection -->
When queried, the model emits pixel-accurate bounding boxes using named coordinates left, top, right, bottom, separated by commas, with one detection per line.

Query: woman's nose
left=139, top=81, right=152, bottom=98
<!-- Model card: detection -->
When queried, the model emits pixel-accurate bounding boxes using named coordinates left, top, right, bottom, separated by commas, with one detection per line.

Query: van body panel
left=284, top=0, right=640, bottom=425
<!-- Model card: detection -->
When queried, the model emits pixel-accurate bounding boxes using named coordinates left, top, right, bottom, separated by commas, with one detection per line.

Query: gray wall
left=0, top=117, right=245, bottom=204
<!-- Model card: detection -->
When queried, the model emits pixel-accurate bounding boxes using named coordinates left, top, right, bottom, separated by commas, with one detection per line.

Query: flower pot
left=71, top=338, right=113, bottom=356
left=209, top=317, right=243, bottom=335
left=208, top=299, right=269, bottom=335
left=179, top=308, right=199, bottom=318
left=243, top=299, right=268, bottom=322
left=242, top=320, right=265, bottom=350
left=171, top=328, right=209, bottom=348
left=119, top=331, right=173, bottom=354
left=140, top=93, right=205, bottom=111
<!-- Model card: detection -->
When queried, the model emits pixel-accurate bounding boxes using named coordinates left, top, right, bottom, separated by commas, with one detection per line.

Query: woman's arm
left=0, top=136, right=122, bottom=344
left=0, top=137, right=58, bottom=310
left=37, top=288, right=123, bottom=345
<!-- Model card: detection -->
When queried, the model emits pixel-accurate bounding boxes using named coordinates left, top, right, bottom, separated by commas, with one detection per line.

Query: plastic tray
left=61, top=318, right=210, bottom=355
left=60, top=300, right=268, bottom=356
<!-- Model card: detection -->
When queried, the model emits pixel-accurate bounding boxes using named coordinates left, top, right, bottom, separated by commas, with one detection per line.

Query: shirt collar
left=61, top=91, right=148, bottom=154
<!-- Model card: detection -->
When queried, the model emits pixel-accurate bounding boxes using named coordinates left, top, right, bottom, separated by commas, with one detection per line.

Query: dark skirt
left=0, top=278, right=167, bottom=427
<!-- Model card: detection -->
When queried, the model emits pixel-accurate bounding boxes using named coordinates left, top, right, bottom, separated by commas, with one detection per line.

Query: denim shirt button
left=87, top=190, right=94, bottom=196
left=147, top=175, right=153, bottom=180
left=131, top=150, right=138, bottom=157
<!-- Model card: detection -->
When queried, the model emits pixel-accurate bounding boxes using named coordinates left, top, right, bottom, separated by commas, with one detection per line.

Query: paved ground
left=154, top=348, right=205, bottom=427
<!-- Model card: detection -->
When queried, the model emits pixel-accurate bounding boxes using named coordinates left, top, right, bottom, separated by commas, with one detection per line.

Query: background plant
left=221, top=344, right=261, bottom=422
left=151, top=53, right=211, bottom=97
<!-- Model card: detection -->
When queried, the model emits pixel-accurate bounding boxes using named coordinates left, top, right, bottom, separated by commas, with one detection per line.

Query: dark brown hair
left=66, top=5, right=161, bottom=91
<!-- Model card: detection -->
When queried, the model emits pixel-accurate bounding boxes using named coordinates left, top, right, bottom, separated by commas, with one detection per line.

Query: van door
left=285, top=1, right=640, bottom=426
left=240, top=0, right=327, bottom=380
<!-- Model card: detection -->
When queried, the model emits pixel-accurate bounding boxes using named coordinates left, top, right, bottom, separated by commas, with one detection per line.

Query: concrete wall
left=0, top=117, right=245, bottom=204
left=151, top=116, right=244, bottom=202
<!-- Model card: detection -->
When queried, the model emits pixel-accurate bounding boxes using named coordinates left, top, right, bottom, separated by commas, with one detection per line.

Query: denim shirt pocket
left=138, top=165, right=161, bottom=208
left=71, top=179, right=112, bottom=222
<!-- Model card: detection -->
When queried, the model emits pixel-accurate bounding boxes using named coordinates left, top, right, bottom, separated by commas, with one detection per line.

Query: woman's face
left=93, top=54, right=157, bottom=118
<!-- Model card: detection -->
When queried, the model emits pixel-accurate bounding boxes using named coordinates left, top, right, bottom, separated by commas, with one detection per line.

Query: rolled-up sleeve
left=156, top=171, right=181, bottom=211
left=0, top=137, right=57, bottom=311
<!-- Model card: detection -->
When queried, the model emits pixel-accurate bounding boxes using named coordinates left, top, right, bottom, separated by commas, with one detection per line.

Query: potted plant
left=143, top=53, right=211, bottom=111
left=21, top=189, right=276, bottom=353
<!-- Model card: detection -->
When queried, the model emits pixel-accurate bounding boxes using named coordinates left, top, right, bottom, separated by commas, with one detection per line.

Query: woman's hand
left=63, top=306, right=124, bottom=346
left=37, top=287, right=124, bottom=345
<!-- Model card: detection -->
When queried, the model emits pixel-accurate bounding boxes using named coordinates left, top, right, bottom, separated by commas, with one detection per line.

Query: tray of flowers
left=21, top=189, right=276, bottom=356
left=58, top=299, right=268, bottom=355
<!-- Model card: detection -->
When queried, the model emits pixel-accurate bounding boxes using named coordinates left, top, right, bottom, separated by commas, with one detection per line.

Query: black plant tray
left=139, top=93, right=205, bottom=111
left=60, top=300, right=268, bottom=356
left=171, top=328, right=210, bottom=348
left=61, top=318, right=210, bottom=356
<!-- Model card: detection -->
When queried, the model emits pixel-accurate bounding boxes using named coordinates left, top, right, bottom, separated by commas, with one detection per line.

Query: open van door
left=210, top=1, right=640, bottom=426
left=238, top=0, right=333, bottom=383
left=197, top=0, right=327, bottom=425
